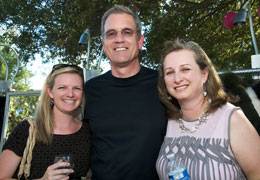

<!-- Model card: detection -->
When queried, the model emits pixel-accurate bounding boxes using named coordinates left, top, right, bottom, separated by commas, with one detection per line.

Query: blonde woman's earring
left=50, top=98, right=54, bottom=107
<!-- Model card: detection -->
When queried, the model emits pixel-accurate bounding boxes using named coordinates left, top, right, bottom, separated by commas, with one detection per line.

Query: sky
left=27, top=55, right=55, bottom=90
left=27, top=54, right=110, bottom=90
left=1, top=27, right=111, bottom=90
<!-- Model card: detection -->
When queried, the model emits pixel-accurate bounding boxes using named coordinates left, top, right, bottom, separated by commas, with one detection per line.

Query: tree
left=145, top=0, right=260, bottom=71
left=0, top=0, right=259, bottom=70
left=0, top=42, right=39, bottom=137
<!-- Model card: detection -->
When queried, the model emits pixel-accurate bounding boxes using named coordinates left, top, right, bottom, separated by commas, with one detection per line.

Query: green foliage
left=145, top=0, right=260, bottom=71
left=0, top=0, right=259, bottom=70
left=1, top=42, right=39, bottom=138
left=7, top=94, right=39, bottom=136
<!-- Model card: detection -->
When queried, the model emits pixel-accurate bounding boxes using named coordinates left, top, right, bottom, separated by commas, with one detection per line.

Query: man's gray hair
left=101, top=5, right=142, bottom=38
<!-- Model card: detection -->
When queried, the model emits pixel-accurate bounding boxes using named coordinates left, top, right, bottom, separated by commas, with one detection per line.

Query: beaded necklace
left=178, top=112, right=209, bottom=133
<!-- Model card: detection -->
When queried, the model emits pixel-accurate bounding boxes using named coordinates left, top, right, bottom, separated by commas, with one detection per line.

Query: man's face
left=102, top=13, right=144, bottom=68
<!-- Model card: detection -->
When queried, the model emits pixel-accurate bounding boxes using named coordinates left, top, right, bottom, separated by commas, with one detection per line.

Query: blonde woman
left=0, top=64, right=90, bottom=179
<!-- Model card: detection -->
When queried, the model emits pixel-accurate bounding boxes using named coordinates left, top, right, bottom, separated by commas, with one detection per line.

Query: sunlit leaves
left=1, top=0, right=259, bottom=70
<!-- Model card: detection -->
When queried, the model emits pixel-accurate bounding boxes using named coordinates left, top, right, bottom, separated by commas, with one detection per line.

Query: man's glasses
left=103, top=28, right=137, bottom=40
left=51, top=64, right=83, bottom=74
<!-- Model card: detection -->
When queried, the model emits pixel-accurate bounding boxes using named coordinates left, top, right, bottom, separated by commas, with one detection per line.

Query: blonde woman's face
left=47, top=73, right=83, bottom=115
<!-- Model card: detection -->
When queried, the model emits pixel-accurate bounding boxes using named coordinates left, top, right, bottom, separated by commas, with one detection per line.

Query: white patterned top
left=156, top=103, right=246, bottom=180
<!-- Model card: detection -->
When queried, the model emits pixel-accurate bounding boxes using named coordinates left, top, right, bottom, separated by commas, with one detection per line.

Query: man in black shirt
left=85, top=5, right=167, bottom=180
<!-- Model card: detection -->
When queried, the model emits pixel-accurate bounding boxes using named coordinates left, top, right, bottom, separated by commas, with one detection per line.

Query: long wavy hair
left=34, top=65, right=84, bottom=144
left=158, top=38, right=228, bottom=119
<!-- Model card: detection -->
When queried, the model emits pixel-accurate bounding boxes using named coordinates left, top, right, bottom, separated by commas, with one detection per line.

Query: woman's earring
left=50, top=98, right=54, bottom=107
left=208, top=98, right=212, bottom=103
left=203, top=91, right=207, bottom=97
left=203, top=83, right=207, bottom=97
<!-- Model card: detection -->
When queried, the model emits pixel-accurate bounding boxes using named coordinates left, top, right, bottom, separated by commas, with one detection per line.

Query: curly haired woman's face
left=163, top=49, right=208, bottom=103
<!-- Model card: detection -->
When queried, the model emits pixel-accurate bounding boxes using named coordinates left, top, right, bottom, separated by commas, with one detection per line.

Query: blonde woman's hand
left=40, top=161, right=74, bottom=180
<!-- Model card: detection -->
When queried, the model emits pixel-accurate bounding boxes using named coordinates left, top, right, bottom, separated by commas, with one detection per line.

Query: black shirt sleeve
left=3, top=120, right=30, bottom=157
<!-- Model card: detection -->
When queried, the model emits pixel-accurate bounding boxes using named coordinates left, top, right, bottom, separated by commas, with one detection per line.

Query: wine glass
left=54, top=154, right=75, bottom=169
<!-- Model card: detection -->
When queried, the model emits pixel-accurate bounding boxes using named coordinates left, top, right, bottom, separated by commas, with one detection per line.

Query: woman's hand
left=40, top=161, right=74, bottom=180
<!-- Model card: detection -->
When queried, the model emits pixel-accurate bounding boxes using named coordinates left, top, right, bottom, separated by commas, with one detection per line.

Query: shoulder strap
left=18, top=119, right=36, bottom=179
